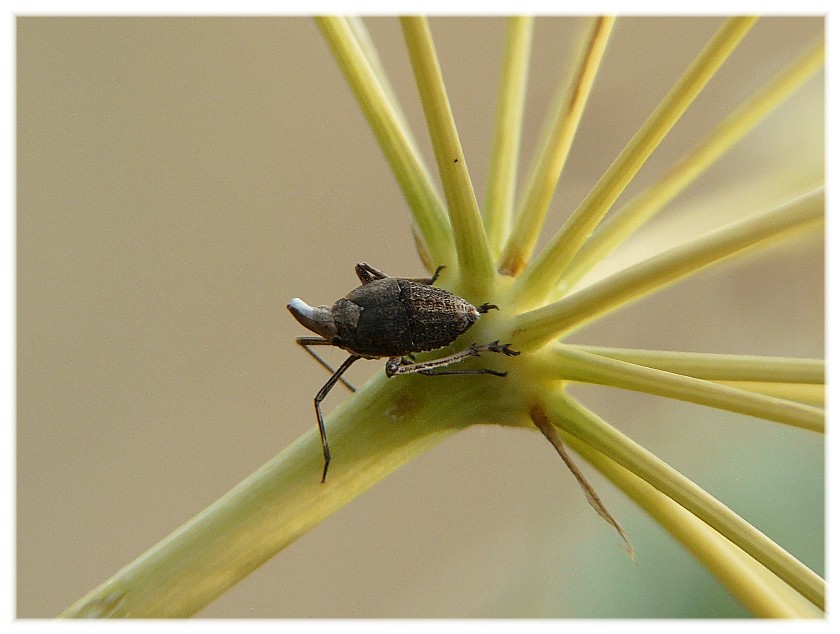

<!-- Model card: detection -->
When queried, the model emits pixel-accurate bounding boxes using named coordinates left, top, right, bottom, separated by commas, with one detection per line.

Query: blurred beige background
left=18, top=17, right=823, bottom=617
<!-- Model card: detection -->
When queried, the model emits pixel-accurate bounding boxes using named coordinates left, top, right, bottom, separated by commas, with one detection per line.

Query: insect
left=288, top=262, right=520, bottom=482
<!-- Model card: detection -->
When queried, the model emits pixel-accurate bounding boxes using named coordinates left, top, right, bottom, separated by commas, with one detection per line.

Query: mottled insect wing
left=398, top=281, right=478, bottom=352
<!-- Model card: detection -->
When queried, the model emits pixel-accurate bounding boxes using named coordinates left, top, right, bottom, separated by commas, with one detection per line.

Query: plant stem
left=60, top=373, right=484, bottom=617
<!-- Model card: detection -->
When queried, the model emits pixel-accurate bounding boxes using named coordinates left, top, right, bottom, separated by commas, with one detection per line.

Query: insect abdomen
left=398, top=280, right=479, bottom=352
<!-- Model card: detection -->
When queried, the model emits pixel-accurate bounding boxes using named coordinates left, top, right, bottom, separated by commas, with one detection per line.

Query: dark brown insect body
left=288, top=263, right=518, bottom=481
left=333, top=277, right=482, bottom=357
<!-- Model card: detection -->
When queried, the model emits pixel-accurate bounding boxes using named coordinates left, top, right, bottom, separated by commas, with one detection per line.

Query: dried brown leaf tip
left=530, top=403, right=635, bottom=560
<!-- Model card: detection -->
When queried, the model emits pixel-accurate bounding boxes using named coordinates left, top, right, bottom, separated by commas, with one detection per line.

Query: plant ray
left=507, top=16, right=758, bottom=309
left=498, top=16, right=615, bottom=276
left=540, top=344, right=824, bottom=433
left=316, top=17, right=455, bottom=268
left=562, top=40, right=825, bottom=289
left=345, top=17, right=418, bottom=149
left=576, top=345, right=824, bottom=383
left=484, top=16, right=534, bottom=257
left=512, top=187, right=823, bottom=350
left=400, top=16, right=494, bottom=296
left=712, top=381, right=823, bottom=406
left=545, top=392, right=825, bottom=610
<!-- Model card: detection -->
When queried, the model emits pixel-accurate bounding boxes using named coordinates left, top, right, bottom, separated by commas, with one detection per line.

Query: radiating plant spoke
left=513, top=187, right=823, bottom=350
left=539, top=343, right=823, bottom=433
left=344, top=17, right=419, bottom=149
left=498, top=16, right=615, bottom=276
left=562, top=40, right=825, bottom=288
left=712, top=381, right=824, bottom=407
left=400, top=16, right=495, bottom=295
left=575, top=345, right=824, bottom=383
left=508, top=17, right=758, bottom=309
left=484, top=16, right=534, bottom=257
left=316, top=16, right=455, bottom=268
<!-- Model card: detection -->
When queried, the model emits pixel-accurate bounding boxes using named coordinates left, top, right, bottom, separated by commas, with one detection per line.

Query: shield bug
left=288, top=262, right=519, bottom=482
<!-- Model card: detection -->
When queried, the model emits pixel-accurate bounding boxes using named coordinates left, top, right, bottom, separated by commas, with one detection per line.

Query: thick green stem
left=60, top=372, right=498, bottom=617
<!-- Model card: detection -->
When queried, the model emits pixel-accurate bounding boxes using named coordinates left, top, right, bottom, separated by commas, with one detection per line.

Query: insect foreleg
left=296, top=337, right=356, bottom=392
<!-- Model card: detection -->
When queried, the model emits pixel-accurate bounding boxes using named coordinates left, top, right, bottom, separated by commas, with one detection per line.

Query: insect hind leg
left=385, top=341, right=519, bottom=378
left=417, top=367, right=508, bottom=377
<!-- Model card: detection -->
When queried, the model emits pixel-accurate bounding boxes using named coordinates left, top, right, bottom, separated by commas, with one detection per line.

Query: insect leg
left=385, top=341, right=519, bottom=378
left=416, top=367, right=508, bottom=377
left=296, top=337, right=356, bottom=392
left=409, top=264, right=445, bottom=286
left=355, top=262, right=389, bottom=284
left=314, top=354, right=362, bottom=482
left=358, top=262, right=445, bottom=286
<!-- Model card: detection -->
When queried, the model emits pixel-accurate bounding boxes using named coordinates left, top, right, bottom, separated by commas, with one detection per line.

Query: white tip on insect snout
left=287, top=297, right=310, bottom=315
left=287, top=298, right=319, bottom=325
left=287, top=298, right=337, bottom=339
